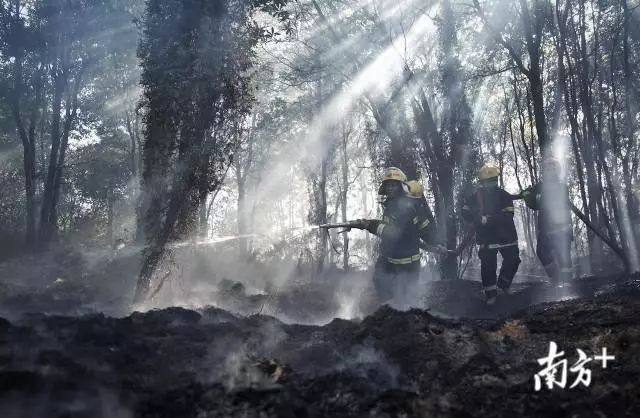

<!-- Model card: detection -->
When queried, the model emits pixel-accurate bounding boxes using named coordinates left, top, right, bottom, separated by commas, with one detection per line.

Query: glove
left=520, top=186, right=540, bottom=210
left=358, top=218, right=382, bottom=234
left=349, top=218, right=368, bottom=230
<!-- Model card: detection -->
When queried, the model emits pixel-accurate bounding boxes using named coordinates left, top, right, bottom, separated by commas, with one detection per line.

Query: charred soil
left=1, top=274, right=639, bottom=417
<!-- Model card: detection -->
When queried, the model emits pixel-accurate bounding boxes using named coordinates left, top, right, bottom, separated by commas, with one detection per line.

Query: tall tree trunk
left=621, top=0, right=640, bottom=250
left=9, top=43, right=40, bottom=249
left=236, top=158, right=248, bottom=253
left=512, top=77, right=536, bottom=182
left=316, top=154, right=328, bottom=273
left=340, top=128, right=350, bottom=271
left=39, top=68, right=65, bottom=245
left=136, top=111, right=175, bottom=244
left=125, top=110, right=140, bottom=178
left=107, top=197, right=114, bottom=246
left=359, top=166, right=372, bottom=260
left=555, top=1, right=593, bottom=260
left=198, top=195, right=208, bottom=238
left=567, top=0, right=604, bottom=265
left=528, top=64, right=548, bottom=150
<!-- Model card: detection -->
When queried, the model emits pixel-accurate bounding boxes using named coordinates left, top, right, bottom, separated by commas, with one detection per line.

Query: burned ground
left=1, top=257, right=639, bottom=417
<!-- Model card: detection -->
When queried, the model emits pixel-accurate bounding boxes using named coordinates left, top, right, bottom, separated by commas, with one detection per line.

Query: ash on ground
left=1, top=249, right=639, bottom=417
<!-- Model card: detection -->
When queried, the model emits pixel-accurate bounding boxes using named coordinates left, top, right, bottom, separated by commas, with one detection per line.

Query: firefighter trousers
left=372, top=257, right=420, bottom=306
left=536, top=228, right=572, bottom=284
left=478, top=246, right=521, bottom=292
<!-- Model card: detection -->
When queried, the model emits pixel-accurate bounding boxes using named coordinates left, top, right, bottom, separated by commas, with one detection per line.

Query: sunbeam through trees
left=0, top=0, right=640, bottom=416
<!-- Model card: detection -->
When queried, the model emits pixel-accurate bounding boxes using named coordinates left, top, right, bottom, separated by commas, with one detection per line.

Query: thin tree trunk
left=340, top=127, right=350, bottom=271
left=107, top=197, right=114, bottom=245
left=198, top=194, right=208, bottom=238
left=125, top=111, right=139, bottom=177
left=512, top=76, right=536, bottom=183
left=49, top=72, right=83, bottom=239
left=519, top=0, right=548, bottom=150
left=555, top=1, right=593, bottom=261
left=236, top=158, right=248, bottom=252
left=9, top=46, right=40, bottom=249
left=317, top=154, right=328, bottom=273
left=39, top=66, right=65, bottom=245
left=359, top=165, right=372, bottom=261
left=621, top=0, right=640, bottom=249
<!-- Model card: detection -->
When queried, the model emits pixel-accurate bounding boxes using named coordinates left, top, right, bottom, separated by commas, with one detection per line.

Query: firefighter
left=520, top=159, right=572, bottom=286
left=462, top=164, right=521, bottom=304
left=406, top=180, right=448, bottom=254
left=353, top=167, right=421, bottom=306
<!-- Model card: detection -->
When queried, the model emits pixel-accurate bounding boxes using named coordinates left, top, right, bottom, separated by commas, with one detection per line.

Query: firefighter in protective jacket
left=406, top=180, right=447, bottom=254
left=520, top=159, right=572, bottom=286
left=354, top=167, right=421, bottom=305
left=462, top=164, right=521, bottom=304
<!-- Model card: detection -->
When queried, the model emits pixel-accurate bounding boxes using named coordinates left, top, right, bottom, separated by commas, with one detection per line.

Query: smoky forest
left=1, top=0, right=640, bottom=416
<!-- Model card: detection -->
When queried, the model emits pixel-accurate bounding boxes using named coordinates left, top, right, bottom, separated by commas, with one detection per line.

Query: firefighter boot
left=484, top=286, right=498, bottom=305
left=497, top=276, right=511, bottom=295
left=497, top=247, right=521, bottom=294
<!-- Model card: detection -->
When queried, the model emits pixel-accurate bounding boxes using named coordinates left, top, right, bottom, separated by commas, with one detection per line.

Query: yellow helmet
left=378, top=167, right=407, bottom=198
left=406, top=180, right=424, bottom=198
left=382, top=167, right=407, bottom=183
left=479, top=164, right=500, bottom=181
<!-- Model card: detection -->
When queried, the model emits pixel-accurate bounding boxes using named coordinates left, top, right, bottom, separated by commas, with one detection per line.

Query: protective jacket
left=411, top=197, right=441, bottom=246
left=462, top=185, right=518, bottom=249
left=375, top=195, right=421, bottom=264
left=521, top=181, right=571, bottom=235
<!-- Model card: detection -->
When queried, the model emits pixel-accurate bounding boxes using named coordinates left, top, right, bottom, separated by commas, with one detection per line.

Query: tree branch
left=473, top=0, right=531, bottom=77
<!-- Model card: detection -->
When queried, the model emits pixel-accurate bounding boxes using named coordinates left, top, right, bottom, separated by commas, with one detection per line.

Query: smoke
left=338, top=345, right=400, bottom=389
left=541, top=135, right=573, bottom=293
left=112, top=0, right=442, bottom=322
left=202, top=316, right=288, bottom=390
left=611, top=175, right=640, bottom=272
left=333, top=271, right=375, bottom=319
left=252, top=5, right=434, bottom=206
left=5, top=0, right=636, bottom=332
left=0, top=390, right=133, bottom=418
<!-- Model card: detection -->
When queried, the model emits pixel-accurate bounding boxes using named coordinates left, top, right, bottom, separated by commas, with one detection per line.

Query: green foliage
left=0, top=0, right=143, bottom=246
left=72, top=135, right=132, bottom=204
left=135, top=0, right=291, bottom=299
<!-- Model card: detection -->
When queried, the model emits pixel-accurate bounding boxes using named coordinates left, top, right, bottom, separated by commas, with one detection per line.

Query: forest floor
left=0, top=247, right=639, bottom=417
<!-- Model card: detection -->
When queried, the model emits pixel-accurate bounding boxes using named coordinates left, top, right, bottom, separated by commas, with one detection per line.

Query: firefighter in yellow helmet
left=461, top=164, right=521, bottom=304
left=353, top=167, right=421, bottom=306
left=406, top=180, right=448, bottom=254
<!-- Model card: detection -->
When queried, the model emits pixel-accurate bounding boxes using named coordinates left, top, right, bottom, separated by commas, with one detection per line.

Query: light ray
left=254, top=13, right=434, bottom=203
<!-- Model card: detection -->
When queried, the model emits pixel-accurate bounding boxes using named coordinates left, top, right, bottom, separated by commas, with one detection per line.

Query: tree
left=135, top=0, right=289, bottom=301
left=0, top=0, right=141, bottom=248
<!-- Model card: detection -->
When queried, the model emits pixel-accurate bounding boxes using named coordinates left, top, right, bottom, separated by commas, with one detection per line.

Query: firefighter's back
left=464, top=185, right=518, bottom=248
left=379, top=195, right=420, bottom=262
